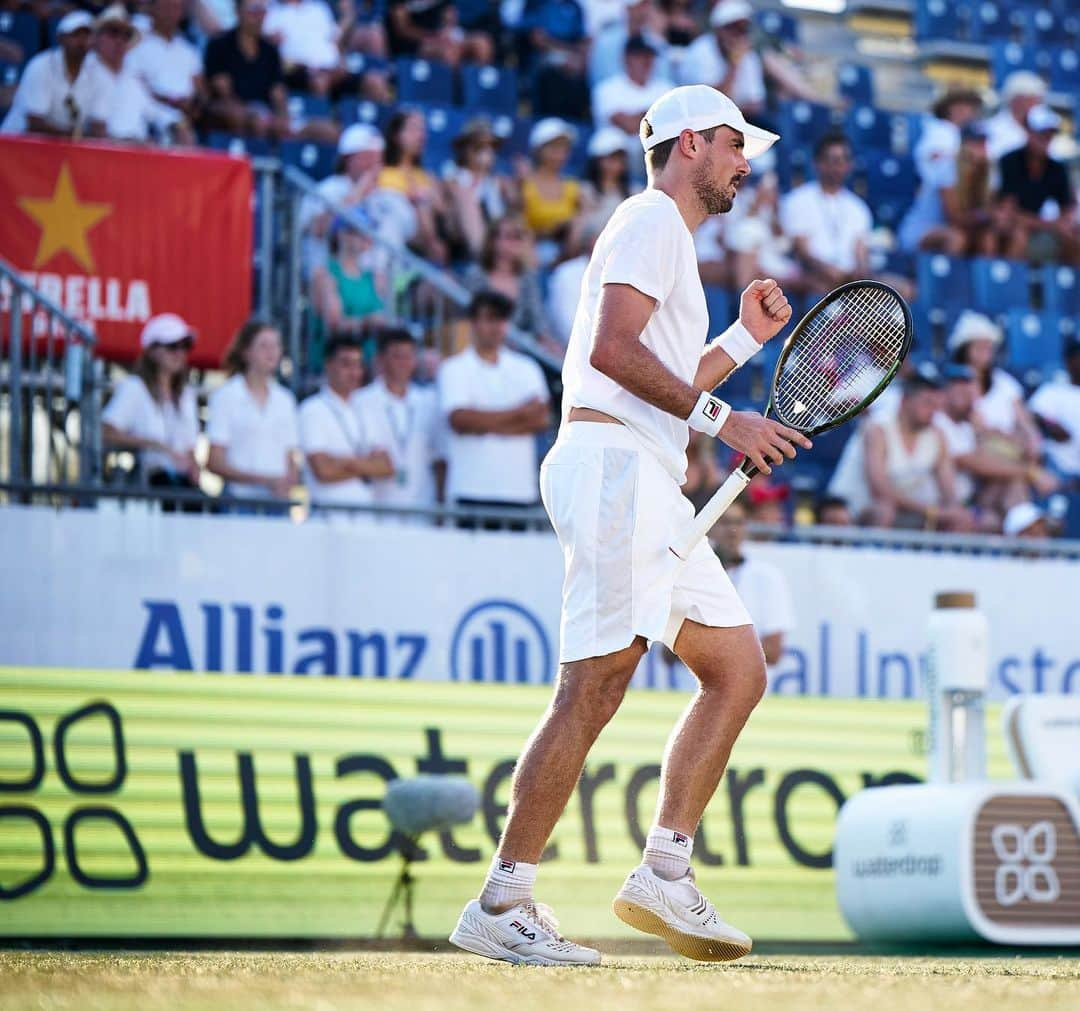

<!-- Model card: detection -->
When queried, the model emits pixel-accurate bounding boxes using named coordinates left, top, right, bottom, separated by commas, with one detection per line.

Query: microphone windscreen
left=382, top=775, right=480, bottom=837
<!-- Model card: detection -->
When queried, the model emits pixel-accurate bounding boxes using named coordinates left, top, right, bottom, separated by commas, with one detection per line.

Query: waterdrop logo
left=449, top=600, right=552, bottom=684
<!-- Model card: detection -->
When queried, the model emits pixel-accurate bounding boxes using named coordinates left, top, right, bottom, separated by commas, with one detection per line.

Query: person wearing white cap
left=91, top=5, right=163, bottom=144
left=102, top=314, right=202, bottom=504
left=681, top=0, right=765, bottom=117
left=450, top=85, right=810, bottom=968
left=1003, top=501, right=1048, bottom=539
left=569, top=126, right=632, bottom=251
left=521, top=118, right=582, bottom=266
left=985, top=70, right=1047, bottom=162
left=997, top=104, right=1078, bottom=266
left=0, top=10, right=111, bottom=136
left=588, top=0, right=670, bottom=87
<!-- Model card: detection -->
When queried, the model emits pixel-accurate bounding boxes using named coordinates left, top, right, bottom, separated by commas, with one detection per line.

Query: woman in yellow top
left=376, top=107, right=449, bottom=264
left=519, top=118, right=581, bottom=266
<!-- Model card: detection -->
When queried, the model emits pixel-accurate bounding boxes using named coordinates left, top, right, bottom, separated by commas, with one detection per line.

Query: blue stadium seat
left=337, top=98, right=393, bottom=130
left=461, top=63, right=518, bottom=117
left=776, top=100, right=834, bottom=152
left=343, top=52, right=389, bottom=77
left=205, top=132, right=272, bottom=158
left=837, top=64, right=874, bottom=106
left=969, top=1, right=1018, bottom=42
left=0, top=59, right=19, bottom=90
left=0, top=10, right=39, bottom=65
left=917, top=253, right=972, bottom=316
left=914, top=0, right=961, bottom=40
left=845, top=105, right=893, bottom=151
left=756, top=9, right=799, bottom=44
left=990, top=40, right=1052, bottom=88
left=1049, top=47, right=1080, bottom=93
left=910, top=299, right=962, bottom=352
left=420, top=104, right=470, bottom=175
left=1017, top=8, right=1062, bottom=47
left=286, top=92, right=332, bottom=125
left=279, top=139, right=337, bottom=180
left=865, top=154, right=917, bottom=229
left=395, top=57, right=455, bottom=105
left=773, top=145, right=813, bottom=191
left=1042, top=264, right=1079, bottom=317
left=971, top=257, right=1030, bottom=318
left=1005, top=309, right=1066, bottom=383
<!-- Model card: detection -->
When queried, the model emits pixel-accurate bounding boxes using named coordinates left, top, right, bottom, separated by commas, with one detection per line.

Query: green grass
left=3, top=951, right=1079, bottom=1011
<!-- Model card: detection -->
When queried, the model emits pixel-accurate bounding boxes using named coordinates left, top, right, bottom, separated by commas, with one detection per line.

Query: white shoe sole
left=612, top=895, right=752, bottom=962
left=449, top=911, right=600, bottom=967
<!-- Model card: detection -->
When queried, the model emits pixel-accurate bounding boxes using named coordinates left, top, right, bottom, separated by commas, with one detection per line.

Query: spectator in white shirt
left=591, top=34, right=673, bottom=175
left=589, top=0, right=669, bottom=86
left=780, top=131, right=915, bottom=298
left=711, top=498, right=794, bottom=668
left=263, top=0, right=344, bottom=97
left=126, top=0, right=203, bottom=145
left=92, top=5, right=162, bottom=143
left=207, top=320, right=300, bottom=508
left=681, top=0, right=765, bottom=118
left=1030, top=338, right=1080, bottom=487
left=102, top=313, right=201, bottom=506
left=984, top=70, right=1047, bottom=163
left=352, top=329, right=445, bottom=516
left=438, top=291, right=551, bottom=528
left=1, top=11, right=110, bottom=137
left=298, top=336, right=394, bottom=510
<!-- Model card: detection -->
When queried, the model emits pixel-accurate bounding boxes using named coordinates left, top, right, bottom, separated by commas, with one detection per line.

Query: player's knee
left=554, top=668, right=632, bottom=730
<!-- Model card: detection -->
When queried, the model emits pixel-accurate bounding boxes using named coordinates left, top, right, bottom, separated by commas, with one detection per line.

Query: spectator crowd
left=2, top=0, right=1078, bottom=538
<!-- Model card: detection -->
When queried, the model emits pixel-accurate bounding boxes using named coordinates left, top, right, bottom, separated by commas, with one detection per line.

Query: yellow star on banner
left=17, top=163, right=114, bottom=272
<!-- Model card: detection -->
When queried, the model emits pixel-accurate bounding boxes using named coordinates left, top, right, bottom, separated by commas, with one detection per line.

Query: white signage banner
left=1, top=506, right=1076, bottom=700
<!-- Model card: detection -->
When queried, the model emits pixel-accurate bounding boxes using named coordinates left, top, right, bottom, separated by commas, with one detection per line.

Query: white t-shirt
left=985, top=107, right=1027, bottom=163
left=264, top=0, right=339, bottom=70
left=438, top=345, right=548, bottom=503
left=126, top=29, right=201, bottom=126
left=297, top=386, right=372, bottom=506
left=207, top=375, right=299, bottom=498
left=352, top=378, right=443, bottom=509
left=591, top=72, right=673, bottom=138
left=96, top=57, right=160, bottom=142
left=680, top=35, right=766, bottom=108
left=1029, top=380, right=1080, bottom=477
left=780, top=182, right=873, bottom=274
left=975, top=367, right=1023, bottom=435
left=913, top=116, right=960, bottom=181
left=102, top=374, right=198, bottom=475
left=546, top=254, right=588, bottom=347
left=561, top=188, right=708, bottom=483
left=726, top=556, right=794, bottom=641
left=934, top=410, right=977, bottom=504
left=0, top=48, right=111, bottom=134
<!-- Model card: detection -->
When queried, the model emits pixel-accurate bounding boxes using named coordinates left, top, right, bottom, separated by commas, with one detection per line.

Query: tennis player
left=450, top=85, right=811, bottom=966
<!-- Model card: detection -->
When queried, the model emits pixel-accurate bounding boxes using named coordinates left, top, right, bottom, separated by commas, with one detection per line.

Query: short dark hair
left=813, top=130, right=852, bottom=161
left=815, top=495, right=850, bottom=522
left=468, top=289, right=514, bottom=320
left=377, top=327, right=416, bottom=354
left=324, top=336, right=363, bottom=361
left=646, top=125, right=720, bottom=173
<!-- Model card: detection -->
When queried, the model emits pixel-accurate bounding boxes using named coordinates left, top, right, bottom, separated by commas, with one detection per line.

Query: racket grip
left=670, top=467, right=753, bottom=560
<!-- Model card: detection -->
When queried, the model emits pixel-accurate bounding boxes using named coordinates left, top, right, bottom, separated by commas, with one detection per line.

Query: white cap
left=1001, top=70, right=1047, bottom=102
left=529, top=117, right=577, bottom=150
left=95, top=4, right=138, bottom=34
left=640, top=85, right=779, bottom=157
left=140, top=313, right=195, bottom=349
left=57, top=10, right=94, bottom=34
left=947, top=310, right=1002, bottom=352
left=1003, top=502, right=1044, bottom=537
left=588, top=126, right=628, bottom=158
left=710, top=0, right=753, bottom=28
left=338, top=123, right=385, bottom=156
left=1027, top=104, right=1062, bottom=132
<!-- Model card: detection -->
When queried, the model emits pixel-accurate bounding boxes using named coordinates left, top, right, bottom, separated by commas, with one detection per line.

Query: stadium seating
left=844, top=105, right=893, bottom=152
left=286, top=93, right=333, bottom=126
left=279, top=139, right=337, bottom=181
left=337, top=98, right=394, bottom=130
left=776, top=101, right=835, bottom=153
left=420, top=104, right=471, bottom=175
left=0, top=10, right=39, bottom=65
left=917, top=254, right=972, bottom=316
left=1005, top=309, right=1066, bottom=384
left=755, top=9, right=800, bottom=45
left=863, top=154, right=917, bottom=229
left=1041, top=265, right=1079, bottom=317
left=914, top=0, right=963, bottom=42
left=395, top=57, right=455, bottom=105
left=837, top=64, right=874, bottom=106
left=971, top=257, right=1031, bottom=319
left=206, top=132, right=273, bottom=158
left=1049, top=47, right=1080, bottom=92
left=461, top=63, right=518, bottom=117
left=990, top=40, right=1053, bottom=87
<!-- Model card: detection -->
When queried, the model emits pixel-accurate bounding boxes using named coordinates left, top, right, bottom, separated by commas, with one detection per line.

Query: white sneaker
left=449, top=898, right=601, bottom=966
left=612, top=864, right=752, bottom=962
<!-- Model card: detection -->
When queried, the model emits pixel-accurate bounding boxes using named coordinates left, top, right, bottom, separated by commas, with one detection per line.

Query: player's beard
left=692, top=157, right=735, bottom=215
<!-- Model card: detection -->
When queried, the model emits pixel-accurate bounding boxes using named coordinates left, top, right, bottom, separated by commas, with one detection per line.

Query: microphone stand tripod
left=374, top=835, right=423, bottom=940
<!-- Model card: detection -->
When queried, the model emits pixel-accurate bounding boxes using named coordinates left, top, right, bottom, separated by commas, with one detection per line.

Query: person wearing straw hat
left=92, top=5, right=161, bottom=143
left=1, top=10, right=110, bottom=136
left=985, top=70, right=1047, bottom=162
left=450, top=85, right=810, bottom=967
left=444, top=117, right=513, bottom=259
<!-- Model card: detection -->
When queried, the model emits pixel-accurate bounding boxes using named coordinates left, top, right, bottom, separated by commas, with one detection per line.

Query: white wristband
left=715, top=321, right=762, bottom=368
left=688, top=390, right=732, bottom=438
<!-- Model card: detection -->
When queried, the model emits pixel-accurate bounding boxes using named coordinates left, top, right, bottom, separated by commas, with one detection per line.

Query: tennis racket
left=670, top=279, right=913, bottom=559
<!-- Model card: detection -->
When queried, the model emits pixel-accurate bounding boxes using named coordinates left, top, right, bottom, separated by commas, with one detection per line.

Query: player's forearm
left=695, top=343, right=739, bottom=392
left=590, top=338, right=699, bottom=422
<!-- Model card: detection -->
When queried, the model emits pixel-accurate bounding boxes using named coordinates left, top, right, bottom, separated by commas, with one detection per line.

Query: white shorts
left=540, top=422, right=752, bottom=664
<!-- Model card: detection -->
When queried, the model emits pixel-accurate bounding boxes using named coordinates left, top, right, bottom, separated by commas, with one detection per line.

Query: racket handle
left=670, top=466, right=753, bottom=560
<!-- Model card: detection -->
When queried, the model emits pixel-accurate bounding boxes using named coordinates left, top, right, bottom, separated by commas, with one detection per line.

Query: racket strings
left=774, top=286, right=907, bottom=430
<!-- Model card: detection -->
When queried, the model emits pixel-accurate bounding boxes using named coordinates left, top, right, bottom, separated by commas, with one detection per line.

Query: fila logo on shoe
left=499, top=859, right=516, bottom=873
left=509, top=920, right=537, bottom=941
left=672, top=832, right=690, bottom=847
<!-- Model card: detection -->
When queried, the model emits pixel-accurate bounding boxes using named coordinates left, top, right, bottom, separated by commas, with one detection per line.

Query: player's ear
left=678, top=129, right=697, bottom=157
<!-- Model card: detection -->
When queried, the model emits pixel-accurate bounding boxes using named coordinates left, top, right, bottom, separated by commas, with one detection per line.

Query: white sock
left=643, top=824, right=693, bottom=880
left=479, top=855, right=538, bottom=913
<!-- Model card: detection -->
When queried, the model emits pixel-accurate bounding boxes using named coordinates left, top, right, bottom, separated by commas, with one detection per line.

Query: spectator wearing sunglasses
left=102, top=314, right=201, bottom=502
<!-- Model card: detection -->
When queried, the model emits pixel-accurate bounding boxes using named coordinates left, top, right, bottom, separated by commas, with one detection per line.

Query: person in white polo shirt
left=1, top=11, right=110, bottom=136
left=92, top=5, right=163, bottom=144
left=351, top=328, right=445, bottom=518
left=437, top=290, right=550, bottom=528
left=681, top=0, right=765, bottom=118
left=298, top=336, right=394, bottom=511
left=207, top=319, right=300, bottom=509
left=102, top=312, right=201, bottom=506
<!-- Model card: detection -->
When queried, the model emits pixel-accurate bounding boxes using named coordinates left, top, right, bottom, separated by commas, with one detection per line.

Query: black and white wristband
left=714, top=321, right=762, bottom=368
left=687, top=390, right=732, bottom=438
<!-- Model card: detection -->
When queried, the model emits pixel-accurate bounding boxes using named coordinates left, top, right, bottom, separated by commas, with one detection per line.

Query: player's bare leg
left=613, top=621, right=765, bottom=961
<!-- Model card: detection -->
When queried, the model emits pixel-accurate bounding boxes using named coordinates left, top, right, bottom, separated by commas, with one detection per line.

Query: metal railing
left=0, top=258, right=101, bottom=493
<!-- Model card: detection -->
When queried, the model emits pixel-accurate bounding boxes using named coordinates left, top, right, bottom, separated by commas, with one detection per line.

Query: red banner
left=0, top=137, right=252, bottom=368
